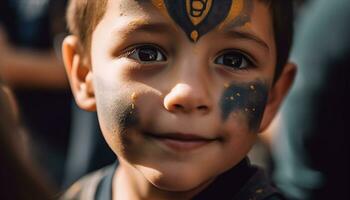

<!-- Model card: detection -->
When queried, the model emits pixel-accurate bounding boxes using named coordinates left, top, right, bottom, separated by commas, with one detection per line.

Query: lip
left=145, top=132, right=217, bottom=152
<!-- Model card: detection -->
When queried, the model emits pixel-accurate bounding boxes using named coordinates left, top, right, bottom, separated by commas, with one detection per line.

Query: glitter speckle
left=230, top=96, right=235, bottom=100
left=224, top=83, right=230, bottom=88
left=220, top=80, right=269, bottom=132
left=250, top=85, right=255, bottom=90
left=243, top=22, right=252, bottom=29
left=131, top=92, right=137, bottom=101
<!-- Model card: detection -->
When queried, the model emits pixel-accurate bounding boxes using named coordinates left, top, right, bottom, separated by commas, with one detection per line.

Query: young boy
left=61, top=0, right=296, bottom=199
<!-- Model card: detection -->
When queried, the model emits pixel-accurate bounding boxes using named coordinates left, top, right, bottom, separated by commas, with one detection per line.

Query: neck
left=113, top=158, right=252, bottom=200
left=113, top=161, right=214, bottom=200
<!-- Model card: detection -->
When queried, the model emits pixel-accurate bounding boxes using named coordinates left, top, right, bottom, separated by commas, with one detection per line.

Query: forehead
left=150, top=0, right=253, bottom=42
left=97, top=0, right=275, bottom=53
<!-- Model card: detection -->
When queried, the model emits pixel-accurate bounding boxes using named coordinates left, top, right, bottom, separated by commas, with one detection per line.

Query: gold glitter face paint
left=131, top=92, right=138, bottom=101
left=220, top=80, right=268, bottom=132
left=190, top=30, right=199, bottom=42
left=186, top=0, right=213, bottom=26
left=219, top=0, right=253, bottom=30
left=150, top=0, right=253, bottom=42
left=130, top=92, right=138, bottom=113
left=151, top=0, right=170, bottom=18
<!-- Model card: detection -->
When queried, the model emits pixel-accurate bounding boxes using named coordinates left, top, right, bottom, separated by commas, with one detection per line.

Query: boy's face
left=64, top=0, right=295, bottom=192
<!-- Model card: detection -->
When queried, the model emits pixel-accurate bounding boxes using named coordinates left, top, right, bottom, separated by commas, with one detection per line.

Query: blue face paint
left=220, top=80, right=268, bottom=132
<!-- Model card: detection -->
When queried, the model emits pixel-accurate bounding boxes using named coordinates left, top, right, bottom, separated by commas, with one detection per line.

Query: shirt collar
left=95, top=162, right=118, bottom=200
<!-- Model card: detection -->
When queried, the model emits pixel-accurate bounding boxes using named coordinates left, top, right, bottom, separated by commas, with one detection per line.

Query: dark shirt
left=62, top=158, right=284, bottom=200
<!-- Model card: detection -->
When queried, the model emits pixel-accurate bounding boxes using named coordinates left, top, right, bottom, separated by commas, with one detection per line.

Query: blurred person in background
left=0, top=0, right=71, bottom=186
left=270, top=0, right=350, bottom=199
left=0, top=79, right=54, bottom=200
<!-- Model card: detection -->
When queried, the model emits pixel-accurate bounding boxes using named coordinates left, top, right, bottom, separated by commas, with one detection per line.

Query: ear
left=259, top=62, right=297, bottom=132
left=62, top=35, right=96, bottom=111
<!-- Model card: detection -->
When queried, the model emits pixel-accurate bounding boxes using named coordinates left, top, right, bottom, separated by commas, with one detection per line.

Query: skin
left=62, top=0, right=296, bottom=199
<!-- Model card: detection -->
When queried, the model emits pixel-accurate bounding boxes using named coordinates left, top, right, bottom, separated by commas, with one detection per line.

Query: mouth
left=144, top=132, right=219, bottom=152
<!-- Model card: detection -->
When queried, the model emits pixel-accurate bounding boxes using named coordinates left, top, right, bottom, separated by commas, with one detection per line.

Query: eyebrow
left=113, top=20, right=176, bottom=36
left=224, top=29, right=270, bottom=51
left=113, top=19, right=270, bottom=52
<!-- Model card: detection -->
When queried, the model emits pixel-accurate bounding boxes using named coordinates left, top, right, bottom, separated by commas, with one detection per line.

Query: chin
left=137, top=164, right=214, bottom=192
left=154, top=176, right=204, bottom=192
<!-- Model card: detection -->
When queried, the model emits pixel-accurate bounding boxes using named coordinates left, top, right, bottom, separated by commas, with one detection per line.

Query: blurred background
left=0, top=0, right=349, bottom=199
left=0, top=0, right=114, bottom=197
left=253, top=0, right=350, bottom=199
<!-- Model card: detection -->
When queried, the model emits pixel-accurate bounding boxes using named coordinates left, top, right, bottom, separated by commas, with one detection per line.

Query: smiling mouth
left=144, top=132, right=219, bottom=151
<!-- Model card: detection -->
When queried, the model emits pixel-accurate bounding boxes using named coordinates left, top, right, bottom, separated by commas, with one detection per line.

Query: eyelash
left=122, top=44, right=167, bottom=63
left=214, top=50, right=255, bottom=71
left=121, top=45, right=255, bottom=71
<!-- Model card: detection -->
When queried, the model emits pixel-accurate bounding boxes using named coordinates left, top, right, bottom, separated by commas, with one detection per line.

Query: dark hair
left=66, top=0, right=108, bottom=55
left=66, top=0, right=293, bottom=79
left=266, top=0, right=294, bottom=81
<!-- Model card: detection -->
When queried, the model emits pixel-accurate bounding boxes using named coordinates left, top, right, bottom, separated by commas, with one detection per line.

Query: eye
left=215, top=51, right=251, bottom=70
left=128, top=45, right=166, bottom=63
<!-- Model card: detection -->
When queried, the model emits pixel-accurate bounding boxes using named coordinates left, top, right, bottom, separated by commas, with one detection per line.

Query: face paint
left=219, top=0, right=253, bottom=30
left=220, top=80, right=268, bottom=132
left=117, top=103, right=140, bottom=135
left=95, top=79, right=140, bottom=136
left=151, top=0, right=253, bottom=42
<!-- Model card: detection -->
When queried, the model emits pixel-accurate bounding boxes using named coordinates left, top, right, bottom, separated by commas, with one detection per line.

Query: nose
left=163, top=82, right=212, bottom=114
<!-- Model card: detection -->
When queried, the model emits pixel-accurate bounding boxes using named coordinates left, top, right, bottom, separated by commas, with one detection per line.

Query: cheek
left=220, top=80, right=268, bottom=132
left=226, top=116, right=257, bottom=156
left=214, top=118, right=257, bottom=174
left=93, top=77, right=142, bottom=152
left=96, top=91, right=138, bottom=134
left=93, top=77, right=162, bottom=157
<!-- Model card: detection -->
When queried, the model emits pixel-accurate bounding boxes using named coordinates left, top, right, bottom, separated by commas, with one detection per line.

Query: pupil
left=139, top=47, right=157, bottom=61
left=223, top=54, right=242, bottom=68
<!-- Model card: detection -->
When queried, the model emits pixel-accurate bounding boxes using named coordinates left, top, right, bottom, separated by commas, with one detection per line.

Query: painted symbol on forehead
left=220, top=80, right=268, bottom=132
left=151, top=0, right=252, bottom=42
